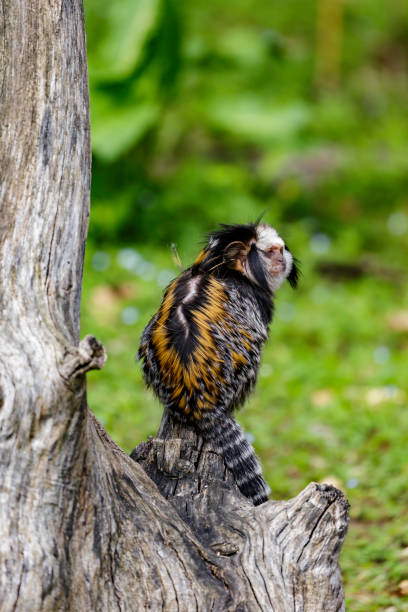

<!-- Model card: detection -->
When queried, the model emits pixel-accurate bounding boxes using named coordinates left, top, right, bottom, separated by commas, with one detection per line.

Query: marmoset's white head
left=198, top=222, right=299, bottom=294
left=253, top=223, right=296, bottom=292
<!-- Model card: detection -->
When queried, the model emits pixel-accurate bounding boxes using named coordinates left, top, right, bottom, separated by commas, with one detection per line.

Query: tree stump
left=132, top=410, right=349, bottom=611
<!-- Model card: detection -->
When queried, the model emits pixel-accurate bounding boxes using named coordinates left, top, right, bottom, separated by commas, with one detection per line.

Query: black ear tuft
left=208, top=223, right=257, bottom=251
left=287, top=257, right=300, bottom=288
left=247, top=244, right=271, bottom=293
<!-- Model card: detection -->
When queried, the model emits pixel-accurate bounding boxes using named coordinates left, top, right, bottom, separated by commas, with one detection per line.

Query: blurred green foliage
left=82, top=0, right=408, bottom=609
left=85, top=0, right=408, bottom=252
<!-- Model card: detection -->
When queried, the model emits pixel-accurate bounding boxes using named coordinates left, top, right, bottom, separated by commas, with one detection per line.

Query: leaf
left=207, top=96, right=310, bottom=145
left=215, top=27, right=269, bottom=68
left=91, top=100, right=159, bottom=161
left=85, top=0, right=160, bottom=81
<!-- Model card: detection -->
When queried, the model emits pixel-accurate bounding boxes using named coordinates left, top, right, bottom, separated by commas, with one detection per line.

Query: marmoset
left=138, top=222, right=298, bottom=505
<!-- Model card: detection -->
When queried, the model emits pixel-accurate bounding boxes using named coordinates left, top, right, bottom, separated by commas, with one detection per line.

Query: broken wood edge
left=58, top=335, right=107, bottom=382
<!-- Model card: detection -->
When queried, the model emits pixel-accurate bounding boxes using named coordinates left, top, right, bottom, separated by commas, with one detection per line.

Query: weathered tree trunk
left=0, top=1, right=349, bottom=611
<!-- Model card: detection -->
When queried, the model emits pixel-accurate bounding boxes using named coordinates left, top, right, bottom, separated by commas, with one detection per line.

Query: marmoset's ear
left=223, top=241, right=249, bottom=273
left=287, top=258, right=300, bottom=288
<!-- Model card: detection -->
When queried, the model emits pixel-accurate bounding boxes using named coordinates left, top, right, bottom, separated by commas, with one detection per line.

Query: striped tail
left=197, top=413, right=270, bottom=506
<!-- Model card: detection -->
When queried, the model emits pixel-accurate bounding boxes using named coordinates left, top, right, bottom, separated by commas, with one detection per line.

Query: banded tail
left=197, top=413, right=270, bottom=506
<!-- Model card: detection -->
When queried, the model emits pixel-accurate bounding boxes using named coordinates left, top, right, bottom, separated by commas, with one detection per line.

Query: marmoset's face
left=251, top=224, right=295, bottom=292
left=195, top=221, right=298, bottom=294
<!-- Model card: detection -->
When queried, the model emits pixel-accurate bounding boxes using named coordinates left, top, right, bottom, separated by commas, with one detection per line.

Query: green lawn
left=82, top=224, right=408, bottom=611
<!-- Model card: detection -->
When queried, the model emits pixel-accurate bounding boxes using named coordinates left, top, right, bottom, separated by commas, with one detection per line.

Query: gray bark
left=0, top=1, right=349, bottom=610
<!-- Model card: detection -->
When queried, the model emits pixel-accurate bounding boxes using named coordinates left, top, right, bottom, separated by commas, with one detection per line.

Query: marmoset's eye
left=266, top=245, right=283, bottom=255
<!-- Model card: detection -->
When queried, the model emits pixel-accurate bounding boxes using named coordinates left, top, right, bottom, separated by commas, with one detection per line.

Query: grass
left=81, top=219, right=408, bottom=611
